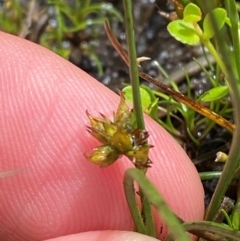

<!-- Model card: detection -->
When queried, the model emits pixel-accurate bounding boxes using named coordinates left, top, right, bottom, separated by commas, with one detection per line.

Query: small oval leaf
left=203, top=8, right=227, bottom=39
left=183, top=3, right=202, bottom=23
left=123, top=86, right=152, bottom=111
left=200, top=86, right=229, bottom=102
left=167, top=20, right=200, bottom=45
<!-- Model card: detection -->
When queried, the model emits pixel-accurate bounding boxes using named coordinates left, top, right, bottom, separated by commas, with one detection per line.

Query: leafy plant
left=167, top=0, right=240, bottom=236
left=152, top=59, right=233, bottom=145
left=222, top=198, right=240, bottom=231
left=0, top=0, right=25, bottom=34
left=40, top=0, right=123, bottom=75
left=167, top=3, right=231, bottom=84
left=107, top=20, right=234, bottom=149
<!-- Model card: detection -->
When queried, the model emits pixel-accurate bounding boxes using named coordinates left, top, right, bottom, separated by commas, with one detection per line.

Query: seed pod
left=86, top=110, right=118, bottom=144
left=85, top=92, right=152, bottom=168
left=86, top=110, right=108, bottom=143
left=126, top=145, right=153, bottom=168
left=102, top=122, right=118, bottom=141
left=111, top=130, right=133, bottom=152
left=114, top=92, right=135, bottom=131
left=86, top=145, right=120, bottom=167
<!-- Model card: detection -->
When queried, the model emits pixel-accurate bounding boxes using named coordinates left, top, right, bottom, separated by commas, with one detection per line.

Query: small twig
left=19, top=0, right=37, bottom=38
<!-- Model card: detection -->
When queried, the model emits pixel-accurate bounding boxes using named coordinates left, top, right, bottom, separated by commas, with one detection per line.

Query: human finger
left=0, top=32, right=204, bottom=241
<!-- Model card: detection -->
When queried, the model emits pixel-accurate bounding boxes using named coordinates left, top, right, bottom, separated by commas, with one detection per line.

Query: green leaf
left=225, top=17, right=232, bottom=27
left=123, top=86, right=152, bottom=112
left=139, top=86, right=158, bottom=116
left=123, top=85, right=159, bottom=119
left=231, top=198, right=240, bottom=230
left=203, top=8, right=227, bottom=39
left=199, top=86, right=229, bottom=102
left=167, top=20, right=200, bottom=45
left=183, top=3, right=202, bottom=23
left=183, top=221, right=240, bottom=240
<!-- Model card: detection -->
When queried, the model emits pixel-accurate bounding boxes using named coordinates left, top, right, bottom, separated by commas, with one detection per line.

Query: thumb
left=44, top=231, right=160, bottom=241
left=0, top=31, right=204, bottom=241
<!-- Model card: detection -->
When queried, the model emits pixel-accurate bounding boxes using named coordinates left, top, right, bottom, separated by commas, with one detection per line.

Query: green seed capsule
left=126, top=144, right=153, bottom=168
left=111, top=130, right=133, bottom=152
left=86, top=110, right=108, bottom=143
left=86, top=145, right=120, bottom=167
left=102, top=122, right=118, bottom=141
left=85, top=92, right=152, bottom=168
left=114, top=92, right=135, bottom=131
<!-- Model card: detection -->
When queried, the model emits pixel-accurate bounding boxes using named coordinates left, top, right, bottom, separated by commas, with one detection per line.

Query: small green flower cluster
left=86, top=93, right=152, bottom=168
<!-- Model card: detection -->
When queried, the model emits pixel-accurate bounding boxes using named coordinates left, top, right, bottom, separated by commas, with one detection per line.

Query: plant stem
left=123, top=1, right=155, bottom=237
left=203, top=39, right=228, bottom=79
left=123, top=170, right=146, bottom=234
left=225, top=0, right=240, bottom=80
left=183, top=221, right=240, bottom=240
left=203, top=1, right=240, bottom=221
left=123, top=0, right=144, bottom=130
left=199, top=172, right=222, bottom=180
left=124, top=168, right=191, bottom=241
left=193, top=24, right=228, bottom=78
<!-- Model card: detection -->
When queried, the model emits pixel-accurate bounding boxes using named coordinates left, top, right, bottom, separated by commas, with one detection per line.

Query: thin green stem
left=124, top=168, right=191, bottom=241
left=193, top=24, right=228, bottom=78
left=55, top=5, right=63, bottom=44
left=203, top=2, right=240, bottom=221
left=123, top=0, right=144, bottom=130
left=123, top=171, right=146, bottom=234
left=123, top=0, right=155, bottom=237
left=183, top=221, right=240, bottom=240
left=203, top=39, right=228, bottom=79
left=199, top=172, right=222, bottom=180
left=225, top=0, right=240, bottom=80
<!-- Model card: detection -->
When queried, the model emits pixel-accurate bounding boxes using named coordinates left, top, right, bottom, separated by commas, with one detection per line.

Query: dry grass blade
left=104, top=21, right=235, bottom=133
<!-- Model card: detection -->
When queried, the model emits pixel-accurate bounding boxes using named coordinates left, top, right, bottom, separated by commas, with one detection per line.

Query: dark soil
left=73, top=0, right=209, bottom=94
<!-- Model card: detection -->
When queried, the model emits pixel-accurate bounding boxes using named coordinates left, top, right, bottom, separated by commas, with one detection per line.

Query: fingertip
left=44, top=231, right=160, bottom=241
left=0, top=32, right=204, bottom=241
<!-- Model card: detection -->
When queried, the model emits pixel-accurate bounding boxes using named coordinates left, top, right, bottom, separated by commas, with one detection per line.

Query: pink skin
left=0, top=31, right=204, bottom=241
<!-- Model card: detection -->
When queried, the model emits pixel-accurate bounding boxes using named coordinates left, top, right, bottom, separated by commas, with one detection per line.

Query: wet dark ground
left=73, top=0, right=210, bottom=94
